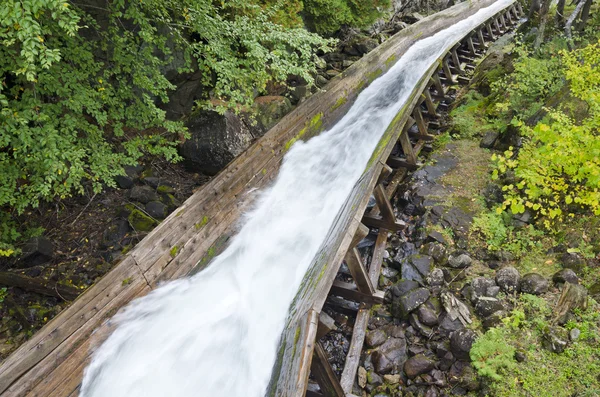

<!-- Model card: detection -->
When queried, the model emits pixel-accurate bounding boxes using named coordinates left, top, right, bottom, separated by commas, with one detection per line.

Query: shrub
left=470, top=327, right=516, bottom=381
left=0, top=0, right=334, bottom=255
left=303, top=0, right=390, bottom=35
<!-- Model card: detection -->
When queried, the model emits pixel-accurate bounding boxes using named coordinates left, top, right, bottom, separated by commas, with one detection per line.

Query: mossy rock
left=157, top=185, right=175, bottom=194
left=128, top=209, right=158, bottom=232
left=160, top=193, right=180, bottom=209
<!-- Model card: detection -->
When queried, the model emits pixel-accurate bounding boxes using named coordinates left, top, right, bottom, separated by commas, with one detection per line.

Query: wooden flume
left=0, top=1, right=521, bottom=396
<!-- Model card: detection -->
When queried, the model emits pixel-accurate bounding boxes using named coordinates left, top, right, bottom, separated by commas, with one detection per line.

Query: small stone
left=482, top=310, right=508, bottom=329
left=129, top=185, right=158, bottom=204
left=496, top=266, right=520, bottom=293
left=553, top=269, right=579, bottom=285
left=383, top=374, right=400, bottom=384
left=426, top=231, right=447, bottom=245
left=316, top=75, right=329, bottom=87
left=447, top=253, right=472, bottom=269
left=542, top=327, right=569, bottom=353
left=427, top=268, right=445, bottom=286
left=342, top=59, right=355, bottom=68
left=450, top=329, right=477, bottom=361
left=514, top=349, right=527, bottom=362
left=128, top=209, right=158, bottom=232
left=480, top=131, right=499, bottom=148
left=486, top=286, right=501, bottom=298
left=325, top=69, right=340, bottom=78
left=404, top=354, right=435, bottom=379
left=145, top=201, right=168, bottom=219
left=410, top=313, right=433, bottom=337
left=471, top=277, right=496, bottom=298
left=422, top=243, right=448, bottom=265
left=358, top=366, right=367, bottom=388
left=487, top=261, right=501, bottom=270
left=560, top=252, right=586, bottom=273
left=366, top=328, right=388, bottom=348
left=570, top=328, right=581, bottom=341
left=519, top=273, right=549, bottom=295
left=397, top=288, right=430, bottom=318
left=367, top=371, right=383, bottom=386
left=19, top=237, right=54, bottom=267
left=391, top=279, right=420, bottom=298
left=417, top=305, right=439, bottom=326
left=115, top=175, right=134, bottom=189
left=372, top=337, right=407, bottom=374
left=401, top=254, right=433, bottom=283
left=474, top=297, right=505, bottom=318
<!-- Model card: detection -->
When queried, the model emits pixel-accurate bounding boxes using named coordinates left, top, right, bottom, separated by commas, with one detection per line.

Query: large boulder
left=180, top=110, right=255, bottom=175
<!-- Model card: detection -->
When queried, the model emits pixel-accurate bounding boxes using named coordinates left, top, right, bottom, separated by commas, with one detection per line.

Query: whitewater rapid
left=80, top=1, right=513, bottom=396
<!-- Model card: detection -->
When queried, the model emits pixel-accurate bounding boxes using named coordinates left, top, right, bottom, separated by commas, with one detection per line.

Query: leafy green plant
left=303, top=0, right=390, bottom=34
left=492, top=40, right=600, bottom=229
left=450, top=91, right=505, bottom=139
left=471, top=327, right=516, bottom=381
left=0, top=287, right=7, bottom=303
left=0, top=0, right=335, bottom=254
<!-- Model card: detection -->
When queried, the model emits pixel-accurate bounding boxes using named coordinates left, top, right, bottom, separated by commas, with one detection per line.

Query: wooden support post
left=350, top=223, right=370, bottom=249
left=441, top=57, right=456, bottom=83
left=499, top=13, right=508, bottom=30
left=330, top=281, right=384, bottom=305
left=373, top=184, right=395, bottom=225
left=517, top=3, right=524, bottom=16
left=387, top=155, right=419, bottom=170
left=317, top=312, right=337, bottom=340
left=422, top=90, right=439, bottom=117
left=376, top=163, right=393, bottom=185
left=361, top=215, right=406, bottom=231
left=430, top=73, right=446, bottom=97
left=344, top=248, right=375, bottom=295
left=311, top=342, right=345, bottom=397
left=450, top=47, right=465, bottom=74
left=493, top=18, right=502, bottom=34
left=412, top=107, right=428, bottom=136
left=398, top=122, right=417, bottom=165
left=505, top=10, right=514, bottom=25
left=467, top=36, right=477, bottom=56
left=339, top=304, right=369, bottom=393
left=477, top=29, right=487, bottom=48
left=485, top=23, right=496, bottom=40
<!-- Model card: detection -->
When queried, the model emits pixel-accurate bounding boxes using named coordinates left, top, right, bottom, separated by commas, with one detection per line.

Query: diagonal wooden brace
left=311, top=342, right=345, bottom=397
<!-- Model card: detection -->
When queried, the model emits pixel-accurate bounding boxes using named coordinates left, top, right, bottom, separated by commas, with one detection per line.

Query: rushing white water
left=81, top=2, right=512, bottom=396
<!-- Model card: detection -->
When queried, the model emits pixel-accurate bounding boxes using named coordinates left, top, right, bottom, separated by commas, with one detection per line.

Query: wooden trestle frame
left=303, top=4, right=522, bottom=397
left=0, top=1, right=521, bottom=396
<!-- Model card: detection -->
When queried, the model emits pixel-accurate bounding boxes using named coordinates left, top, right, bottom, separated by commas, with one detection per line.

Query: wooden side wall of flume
left=0, top=1, right=521, bottom=395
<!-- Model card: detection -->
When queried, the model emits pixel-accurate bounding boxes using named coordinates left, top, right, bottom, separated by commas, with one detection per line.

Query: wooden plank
left=476, top=29, right=487, bottom=48
left=430, top=73, right=446, bottom=96
left=317, top=312, right=337, bottom=340
left=330, top=281, right=384, bottom=306
left=466, top=36, right=477, bottom=56
left=339, top=305, right=370, bottom=393
left=372, top=184, right=396, bottom=226
left=311, top=342, right=345, bottom=397
left=376, top=163, right=393, bottom=185
left=369, top=230, right=389, bottom=287
left=412, top=107, right=429, bottom=136
left=349, top=223, right=370, bottom=249
left=441, top=58, right=456, bottom=83
left=398, top=123, right=417, bottom=165
left=387, top=155, right=420, bottom=170
left=450, top=47, right=465, bottom=74
left=422, top=90, right=440, bottom=117
left=361, top=214, right=406, bottom=232
left=344, top=248, right=375, bottom=295
left=485, top=23, right=496, bottom=40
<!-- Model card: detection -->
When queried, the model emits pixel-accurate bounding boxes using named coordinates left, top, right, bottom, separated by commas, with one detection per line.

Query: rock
left=367, top=370, right=383, bottom=386
left=514, top=349, right=527, bottom=362
left=404, top=354, right=435, bottom=379
left=542, top=327, right=569, bottom=353
left=287, top=85, right=310, bottom=104
left=482, top=183, right=504, bottom=208
left=471, top=277, right=496, bottom=299
left=358, top=366, right=367, bottom=388
left=180, top=110, right=254, bottom=176
left=391, top=279, right=420, bottom=298
left=100, top=219, right=131, bottom=249
left=129, top=185, right=158, bottom=204
left=157, top=185, right=175, bottom=194
left=448, top=361, right=480, bottom=391
left=519, top=273, right=549, bottom=295
left=427, top=268, right=445, bottom=287
left=426, top=231, right=447, bottom=245
left=404, top=12, right=425, bottom=23
left=482, top=310, right=508, bottom=329
left=323, top=52, right=345, bottom=63
left=372, top=337, right=407, bottom=374
left=366, top=328, right=388, bottom=348
left=560, top=252, right=586, bottom=273
left=325, top=69, right=340, bottom=78
left=447, top=253, right=472, bottom=269
left=251, top=96, right=293, bottom=134
left=145, top=201, right=168, bottom=219
left=422, top=243, right=448, bottom=264
left=486, top=286, right=501, bottom=298
left=496, top=266, right=520, bottom=293
left=450, top=329, right=477, bottom=361
left=438, top=312, right=465, bottom=337
left=316, top=75, right=329, bottom=87
left=417, top=305, right=439, bottom=326
left=315, top=56, right=327, bottom=70
left=474, top=297, right=505, bottom=318
left=512, top=210, right=532, bottom=227
left=410, top=313, right=433, bottom=337
left=480, top=131, right=499, bottom=148
left=400, top=254, right=432, bottom=282
left=383, top=374, right=401, bottom=384
left=343, top=36, right=378, bottom=56
left=396, top=288, right=430, bottom=319
left=553, top=269, right=579, bottom=285
left=128, top=209, right=158, bottom=232
left=342, top=60, right=355, bottom=68
left=19, top=237, right=54, bottom=267
left=115, top=175, right=134, bottom=189
left=487, top=260, right=501, bottom=270
left=589, top=281, right=600, bottom=296
left=142, top=177, right=160, bottom=188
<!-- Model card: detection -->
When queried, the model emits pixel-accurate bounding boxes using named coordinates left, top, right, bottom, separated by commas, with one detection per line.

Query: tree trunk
left=0, top=271, right=80, bottom=301
left=576, top=0, right=593, bottom=31
left=554, top=283, right=588, bottom=325
left=534, top=0, right=552, bottom=50
left=529, top=0, right=542, bottom=20
left=555, top=0, right=567, bottom=29
left=565, top=0, right=588, bottom=50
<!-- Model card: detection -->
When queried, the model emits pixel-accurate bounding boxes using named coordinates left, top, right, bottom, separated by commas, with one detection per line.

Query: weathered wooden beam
left=485, top=23, right=496, bottom=40
left=376, top=163, right=393, bottom=185
left=398, top=121, right=417, bottom=165
left=317, top=311, right=338, bottom=340
left=373, top=184, right=396, bottom=226
left=430, top=73, right=446, bottom=96
left=339, top=305, right=370, bottom=393
left=361, top=214, right=406, bottom=232
left=422, top=90, right=439, bottom=117
left=330, top=281, right=384, bottom=306
left=441, top=58, right=456, bottom=83
left=499, top=13, right=508, bottom=30
left=311, top=342, right=345, bottom=397
left=387, top=155, right=420, bottom=170
left=476, top=29, right=487, bottom=48
left=412, top=107, right=429, bottom=136
left=493, top=17, right=503, bottom=34
left=0, top=272, right=80, bottom=301
left=466, top=36, right=477, bottom=56
left=450, top=47, right=465, bottom=74
left=350, top=223, right=370, bottom=249
left=344, top=248, right=375, bottom=295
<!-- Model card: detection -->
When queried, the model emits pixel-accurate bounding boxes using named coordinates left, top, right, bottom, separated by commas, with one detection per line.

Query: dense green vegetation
left=0, top=0, right=392, bottom=256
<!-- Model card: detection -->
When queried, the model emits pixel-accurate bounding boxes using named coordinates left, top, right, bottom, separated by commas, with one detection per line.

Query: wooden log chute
left=0, top=1, right=521, bottom=396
